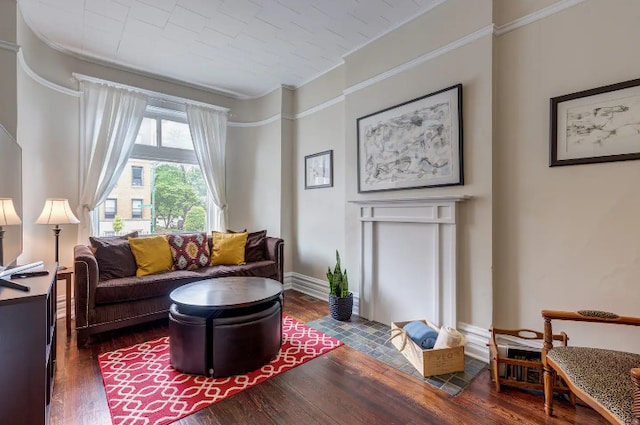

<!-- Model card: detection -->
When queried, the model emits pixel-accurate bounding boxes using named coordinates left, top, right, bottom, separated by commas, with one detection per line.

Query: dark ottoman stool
left=169, top=303, right=208, bottom=375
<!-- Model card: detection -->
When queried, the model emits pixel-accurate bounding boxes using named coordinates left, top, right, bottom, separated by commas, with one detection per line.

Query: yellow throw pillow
left=211, top=231, right=248, bottom=266
left=129, top=235, right=173, bottom=276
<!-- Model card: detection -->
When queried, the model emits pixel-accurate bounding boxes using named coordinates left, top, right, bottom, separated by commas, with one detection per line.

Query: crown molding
left=343, top=24, right=494, bottom=97
left=18, top=50, right=81, bottom=97
left=295, top=95, right=345, bottom=120
left=228, top=114, right=282, bottom=128
left=495, top=0, right=585, bottom=36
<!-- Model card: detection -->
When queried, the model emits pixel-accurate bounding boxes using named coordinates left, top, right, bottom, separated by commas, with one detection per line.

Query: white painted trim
left=355, top=198, right=468, bottom=327
left=18, top=50, right=81, bottom=97
left=343, top=24, right=494, bottom=96
left=283, top=271, right=294, bottom=291
left=228, top=114, right=281, bottom=128
left=290, top=272, right=328, bottom=300
left=341, top=0, right=448, bottom=60
left=56, top=295, right=74, bottom=320
left=0, top=40, right=19, bottom=53
left=495, top=0, right=585, bottom=36
left=295, top=61, right=345, bottom=93
left=72, top=73, right=229, bottom=113
left=295, top=95, right=345, bottom=120
left=350, top=196, right=470, bottom=205
left=289, top=272, right=359, bottom=316
left=457, top=322, right=490, bottom=362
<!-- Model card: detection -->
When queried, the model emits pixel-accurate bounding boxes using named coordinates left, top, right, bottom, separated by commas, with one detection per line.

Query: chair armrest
left=264, top=237, right=284, bottom=283
left=74, top=245, right=99, bottom=329
left=542, top=310, right=640, bottom=354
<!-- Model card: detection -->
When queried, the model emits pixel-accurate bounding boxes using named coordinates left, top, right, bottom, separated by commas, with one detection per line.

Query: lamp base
left=58, top=265, right=68, bottom=271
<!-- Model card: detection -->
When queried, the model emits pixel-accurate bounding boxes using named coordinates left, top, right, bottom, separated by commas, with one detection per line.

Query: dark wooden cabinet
left=0, top=265, right=56, bottom=425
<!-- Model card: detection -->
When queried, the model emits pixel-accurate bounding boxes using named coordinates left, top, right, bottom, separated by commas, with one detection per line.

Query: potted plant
left=326, top=250, right=353, bottom=321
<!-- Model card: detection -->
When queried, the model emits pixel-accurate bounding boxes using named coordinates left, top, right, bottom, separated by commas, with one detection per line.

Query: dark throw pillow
left=227, top=229, right=267, bottom=262
left=89, top=231, right=139, bottom=281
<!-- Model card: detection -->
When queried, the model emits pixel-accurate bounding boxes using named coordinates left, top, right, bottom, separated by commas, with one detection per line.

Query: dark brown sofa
left=73, top=236, right=284, bottom=347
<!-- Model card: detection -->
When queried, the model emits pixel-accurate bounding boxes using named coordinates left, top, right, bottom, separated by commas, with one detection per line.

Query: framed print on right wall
left=550, top=77, right=640, bottom=166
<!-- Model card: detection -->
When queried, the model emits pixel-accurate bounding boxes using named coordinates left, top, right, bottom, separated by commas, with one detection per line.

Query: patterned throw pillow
left=167, top=233, right=211, bottom=270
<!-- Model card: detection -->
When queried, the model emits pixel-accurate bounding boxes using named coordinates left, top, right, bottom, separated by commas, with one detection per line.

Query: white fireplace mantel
left=350, top=196, right=469, bottom=328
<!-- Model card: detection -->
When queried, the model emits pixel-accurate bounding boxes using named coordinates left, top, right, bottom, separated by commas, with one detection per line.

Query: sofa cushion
left=193, top=260, right=278, bottom=280
left=129, top=235, right=173, bottom=276
left=89, top=231, right=139, bottom=281
left=211, top=231, right=248, bottom=265
left=167, top=232, right=210, bottom=270
left=95, top=270, right=203, bottom=304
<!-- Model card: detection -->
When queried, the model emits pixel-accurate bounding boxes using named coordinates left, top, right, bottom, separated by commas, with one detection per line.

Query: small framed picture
left=550, top=78, right=640, bottom=166
left=305, top=150, right=333, bottom=189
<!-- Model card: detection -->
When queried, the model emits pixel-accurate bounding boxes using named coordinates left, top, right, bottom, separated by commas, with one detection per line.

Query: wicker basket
left=328, top=293, right=353, bottom=321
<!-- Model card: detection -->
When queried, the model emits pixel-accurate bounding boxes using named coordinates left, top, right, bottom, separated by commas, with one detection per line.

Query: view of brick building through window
left=98, top=113, right=208, bottom=236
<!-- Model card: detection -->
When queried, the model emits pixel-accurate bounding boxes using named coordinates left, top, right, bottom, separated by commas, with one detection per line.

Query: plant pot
left=328, top=292, right=353, bottom=321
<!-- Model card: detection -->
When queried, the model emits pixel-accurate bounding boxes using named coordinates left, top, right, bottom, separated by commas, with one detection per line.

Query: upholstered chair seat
left=542, top=310, right=640, bottom=425
left=547, top=347, right=640, bottom=424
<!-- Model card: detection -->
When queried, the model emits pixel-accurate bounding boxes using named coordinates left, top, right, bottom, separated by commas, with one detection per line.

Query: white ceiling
left=17, top=0, right=442, bottom=98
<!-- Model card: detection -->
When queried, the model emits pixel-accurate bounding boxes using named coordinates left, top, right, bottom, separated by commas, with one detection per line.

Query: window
left=131, top=198, right=143, bottom=219
left=131, top=166, right=143, bottom=186
left=97, top=105, right=210, bottom=237
left=104, top=198, right=117, bottom=219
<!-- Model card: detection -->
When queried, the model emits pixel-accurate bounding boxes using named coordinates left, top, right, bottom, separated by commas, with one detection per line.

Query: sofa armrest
left=264, top=237, right=284, bottom=283
left=74, top=244, right=99, bottom=329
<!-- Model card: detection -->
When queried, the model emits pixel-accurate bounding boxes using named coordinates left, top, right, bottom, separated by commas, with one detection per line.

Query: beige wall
left=494, top=0, right=640, bottom=351
left=8, top=0, right=640, bottom=352
left=342, top=0, right=494, bottom=328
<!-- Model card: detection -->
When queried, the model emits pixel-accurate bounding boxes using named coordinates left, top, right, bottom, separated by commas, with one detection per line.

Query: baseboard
left=457, top=322, right=490, bottom=362
left=283, top=272, right=294, bottom=291
left=56, top=295, right=73, bottom=320
left=289, top=272, right=359, bottom=315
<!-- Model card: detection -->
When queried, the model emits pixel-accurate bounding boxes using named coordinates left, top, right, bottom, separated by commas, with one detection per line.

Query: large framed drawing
left=550, top=78, right=640, bottom=166
left=305, top=150, right=333, bottom=189
left=357, top=84, right=463, bottom=193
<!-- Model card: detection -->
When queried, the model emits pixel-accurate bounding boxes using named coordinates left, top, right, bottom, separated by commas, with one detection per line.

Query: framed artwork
left=305, top=150, right=333, bottom=189
left=357, top=84, right=463, bottom=193
left=550, top=78, right=640, bottom=166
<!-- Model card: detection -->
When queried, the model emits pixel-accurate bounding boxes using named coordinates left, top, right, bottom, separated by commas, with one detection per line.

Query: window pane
left=161, top=120, right=193, bottom=150
left=97, top=158, right=208, bottom=236
left=131, top=166, right=143, bottom=186
left=131, top=199, right=143, bottom=219
left=135, top=117, right=157, bottom=146
left=104, top=198, right=117, bottom=219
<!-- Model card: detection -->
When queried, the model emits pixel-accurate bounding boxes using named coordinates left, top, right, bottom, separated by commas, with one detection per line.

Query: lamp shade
left=36, top=198, right=80, bottom=225
left=0, top=198, right=22, bottom=226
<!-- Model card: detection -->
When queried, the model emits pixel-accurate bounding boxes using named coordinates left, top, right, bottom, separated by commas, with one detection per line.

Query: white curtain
left=77, top=81, right=148, bottom=242
left=186, top=104, right=228, bottom=231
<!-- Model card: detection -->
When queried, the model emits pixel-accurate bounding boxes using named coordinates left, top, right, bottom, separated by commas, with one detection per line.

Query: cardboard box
left=390, top=320, right=465, bottom=377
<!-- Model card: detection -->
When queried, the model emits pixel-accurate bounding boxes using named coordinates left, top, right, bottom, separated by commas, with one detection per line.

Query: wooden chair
left=541, top=310, right=640, bottom=425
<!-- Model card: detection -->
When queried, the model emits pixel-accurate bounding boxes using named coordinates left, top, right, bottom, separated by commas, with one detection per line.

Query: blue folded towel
left=403, top=321, right=439, bottom=349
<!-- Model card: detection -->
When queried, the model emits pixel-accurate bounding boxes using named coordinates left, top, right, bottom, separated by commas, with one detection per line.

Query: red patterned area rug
left=98, top=315, right=343, bottom=425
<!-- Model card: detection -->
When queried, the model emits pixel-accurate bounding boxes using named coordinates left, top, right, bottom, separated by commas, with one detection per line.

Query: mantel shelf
left=348, top=195, right=471, bottom=205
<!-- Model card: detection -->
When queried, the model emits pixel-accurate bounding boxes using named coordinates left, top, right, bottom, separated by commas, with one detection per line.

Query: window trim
left=131, top=198, right=143, bottom=219
left=131, top=165, right=144, bottom=186
left=104, top=198, right=117, bottom=219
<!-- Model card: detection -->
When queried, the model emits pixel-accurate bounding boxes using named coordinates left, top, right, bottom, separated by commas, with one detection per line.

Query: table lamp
left=36, top=198, right=80, bottom=269
left=0, top=198, right=22, bottom=267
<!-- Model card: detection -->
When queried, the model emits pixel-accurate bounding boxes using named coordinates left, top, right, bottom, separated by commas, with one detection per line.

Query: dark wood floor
left=51, top=290, right=607, bottom=425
